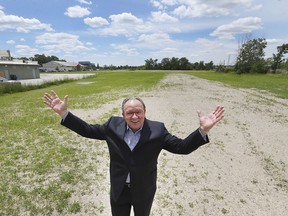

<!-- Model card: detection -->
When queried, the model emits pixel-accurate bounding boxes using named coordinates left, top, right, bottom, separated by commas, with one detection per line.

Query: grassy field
left=187, top=71, right=288, bottom=99
left=0, top=70, right=287, bottom=215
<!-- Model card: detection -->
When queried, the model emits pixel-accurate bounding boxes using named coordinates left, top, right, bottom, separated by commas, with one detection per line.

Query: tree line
left=19, top=54, right=65, bottom=65
left=143, top=39, right=288, bottom=74
left=144, top=57, right=214, bottom=70
left=15, top=38, right=288, bottom=74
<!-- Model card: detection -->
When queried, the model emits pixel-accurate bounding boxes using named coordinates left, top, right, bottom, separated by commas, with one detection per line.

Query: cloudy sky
left=1, top=0, right=287, bottom=66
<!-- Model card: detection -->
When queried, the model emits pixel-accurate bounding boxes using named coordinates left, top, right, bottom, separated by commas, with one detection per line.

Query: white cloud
left=111, top=44, right=139, bottom=56
left=265, top=37, right=288, bottom=59
left=109, top=12, right=143, bottom=24
left=150, top=0, right=166, bottom=10
left=195, top=38, right=224, bottom=50
left=156, top=47, right=179, bottom=57
left=77, top=0, right=92, bottom=5
left=150, top=0, right=258, bottom=18
left=161, top=0, right=177, bottom=6
left=266, top=38, right=286, bottom=44
left=36, top=33, right=92, bottom=52
left=6, top=40, right=15, bottom=44
left=15, top=45, right=39, bottom=57
left=98, top=13, right=148, bottom=37
left=150, top=11, right=178, bottom=23
left=20, top=38, right=26, bottom=42
left=173, top=4, right=230, bottom=17
left=86, top=42, right=93, bottom=46
left=64, top=5, right=91, bottom=18
left=150, top=0, right=178, bottom=10
left=84, top=17, right=109, bottom=28
left=133, top=33, right=177, bottom=53
left=0, top=10, right=53, bottom=32
left=138, top=32, right=172, bottom=44
left=210, top=17, right=263, bottom=40
left=249, top=4, right=262, bottom=11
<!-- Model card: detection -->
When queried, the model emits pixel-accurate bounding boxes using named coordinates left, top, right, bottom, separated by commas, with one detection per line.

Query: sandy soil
left=67, top=73, right=288, bottom=216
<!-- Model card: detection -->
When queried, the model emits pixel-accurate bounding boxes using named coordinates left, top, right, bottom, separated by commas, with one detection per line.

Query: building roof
left=0, top=50, right=38, bottom=65
left=52, top=61, right=78, bottom=67
left=0, top=60, right=39, bottom=66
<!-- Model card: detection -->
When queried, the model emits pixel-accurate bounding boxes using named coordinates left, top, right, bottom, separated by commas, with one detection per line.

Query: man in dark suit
left=44, top=90, right=224, bottom=216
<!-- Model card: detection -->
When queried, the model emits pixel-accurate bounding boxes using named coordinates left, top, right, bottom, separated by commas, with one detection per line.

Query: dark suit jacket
left=61, top=112, right=209, bottom=203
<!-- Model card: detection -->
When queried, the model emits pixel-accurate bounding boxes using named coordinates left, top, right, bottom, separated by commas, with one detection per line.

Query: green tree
left=179, top=57, right=190, bottom=70
left=160, top=58, right=171, bottom=70
left=271, top=43, right=288, bottom=73
left=194, top=61, right=205, bottom=70
left=30, top=54, right=61, bottom=66
left=235, top=38, right=267, bottom=73
left=170, top=57, right=179, bottom=70
left=144, top=58, right=158, bottom=70
left=205, top=61, right=214, bottom=70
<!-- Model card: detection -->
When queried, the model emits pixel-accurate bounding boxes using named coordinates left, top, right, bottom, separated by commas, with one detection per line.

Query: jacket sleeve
left=162, top=126, right=209, bottom=154
left=61, top=112, right=107, bottom=140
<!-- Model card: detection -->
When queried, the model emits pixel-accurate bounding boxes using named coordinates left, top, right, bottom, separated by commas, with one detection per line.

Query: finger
left=44, top=92, right=52, bottom=100
left=43, top=100, right=48, bottom=106
left=213, top=105, right=222, bottom=114
left=197, top=110, right=203, bottom=118
left=43, top=94, right=52, bottom=104
left=50, top=90, right=58, bottom=98
left=215, top=108, right=225, bottom=121
left=63, top=95, right=69, bottom=106
left=214, top=106, right=224, bottom=116
left=215, top=114, right=224, bottom=123
left=43, top=100, right=52, bottom=108
left=217, top=107, right=225, bottom=116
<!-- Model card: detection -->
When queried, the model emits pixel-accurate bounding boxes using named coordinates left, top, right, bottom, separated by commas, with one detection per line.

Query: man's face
left=122, top=99, right=145, bottom=132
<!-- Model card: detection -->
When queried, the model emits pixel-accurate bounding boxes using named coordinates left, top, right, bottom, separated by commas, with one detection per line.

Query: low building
left=0, top=50, right=40, bottom=80
left=41, top=61, right=79, bottom=72
left=79, top=61, right=96, bottom=70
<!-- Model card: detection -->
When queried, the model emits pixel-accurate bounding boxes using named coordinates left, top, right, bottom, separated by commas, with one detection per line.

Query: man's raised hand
left=44, top=90, right=69, bottom=117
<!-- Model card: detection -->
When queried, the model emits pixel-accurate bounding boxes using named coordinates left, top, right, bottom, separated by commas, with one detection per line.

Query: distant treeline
left=14, top=37, right=288, bottom=74
left=144, top=57, right=214, bottom=70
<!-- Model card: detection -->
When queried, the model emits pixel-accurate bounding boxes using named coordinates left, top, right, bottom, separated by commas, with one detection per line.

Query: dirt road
left=69, top=73, right=288, bottom=216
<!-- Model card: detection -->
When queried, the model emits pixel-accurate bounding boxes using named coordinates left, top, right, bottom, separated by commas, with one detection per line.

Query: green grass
left=0, top=71, right=168, bottom=215
left=1, top=70, right=287, bottom=215
left=0, top=76, right=79, bottom=95
left=187, top=71, right=288, bottom=99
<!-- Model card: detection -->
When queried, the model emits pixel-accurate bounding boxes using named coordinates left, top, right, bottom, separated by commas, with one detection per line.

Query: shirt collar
left=126, top=125, right=143, bottom=134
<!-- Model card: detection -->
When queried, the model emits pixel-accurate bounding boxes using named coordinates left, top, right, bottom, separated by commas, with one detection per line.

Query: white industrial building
left=0, top=50, right=40, bottom=80
left=41, top=61, right=79, bottom=72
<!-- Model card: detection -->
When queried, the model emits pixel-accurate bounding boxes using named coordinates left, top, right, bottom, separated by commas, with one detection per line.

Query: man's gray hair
left=122, top=97, right=146, bottom=112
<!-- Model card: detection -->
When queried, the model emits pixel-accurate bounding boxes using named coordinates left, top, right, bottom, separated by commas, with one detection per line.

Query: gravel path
left=66, top=73, right=288, bottom=216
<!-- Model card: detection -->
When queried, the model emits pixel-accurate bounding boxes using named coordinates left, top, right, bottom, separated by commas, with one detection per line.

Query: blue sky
left=1, top=0, right=287, bottom=66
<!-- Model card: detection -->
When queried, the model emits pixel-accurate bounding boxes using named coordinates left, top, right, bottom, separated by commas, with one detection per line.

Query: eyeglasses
left=124, top=110, right=144, bottom=117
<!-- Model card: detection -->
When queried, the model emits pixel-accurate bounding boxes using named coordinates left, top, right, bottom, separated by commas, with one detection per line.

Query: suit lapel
left=134, top=119, right=151, bottom=151
left=110, top=120, right=131, bottom=162
left=115, top=120, right=127, bottom=141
